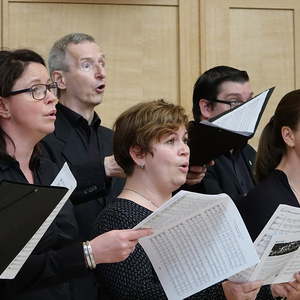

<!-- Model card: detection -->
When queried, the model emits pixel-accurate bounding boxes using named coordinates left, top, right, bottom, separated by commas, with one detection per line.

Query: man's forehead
left=217, top=80, right=252, bottom=96
left=66, top=42, right=105, bottom=60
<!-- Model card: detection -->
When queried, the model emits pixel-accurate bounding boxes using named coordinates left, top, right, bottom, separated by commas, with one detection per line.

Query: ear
left=51, top=70, right=66, bottom=90
left=281, top=126, right=295, bottom=147
left=199, top=99, right=214, bottom=120
left=0, top=97, right=11, bottom=119
left=129, top=145, right=146, bottom=168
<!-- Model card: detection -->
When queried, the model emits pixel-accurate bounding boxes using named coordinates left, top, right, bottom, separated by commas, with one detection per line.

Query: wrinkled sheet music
left=134, top=190, right=259, bottom=300
left=207, top=89, right=270, bottom=134
left=231, top=204, right=300, bottom=284
left=0, top=163, right=76, bottom=279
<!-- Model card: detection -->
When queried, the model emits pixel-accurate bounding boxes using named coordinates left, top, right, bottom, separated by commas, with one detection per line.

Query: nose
left=95, top=63, right=106, bottom=80
left=179, top=141, right=190, bottom=157
left=44, top=89, right=58, bottom=105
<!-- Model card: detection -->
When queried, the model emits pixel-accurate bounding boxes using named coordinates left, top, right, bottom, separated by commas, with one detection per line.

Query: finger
left=189, top=165, right=206, bottom=172
left=283, top=283, right=297, bottom=294
left=186, top=172, right=205, bottom=180
left=126, top=228, right=153, bottom=240
left=271, top=283, right=290, bottom=298
left=294, top=272, right=300, bottom=282
left=241, top=280, right=263, bottom=293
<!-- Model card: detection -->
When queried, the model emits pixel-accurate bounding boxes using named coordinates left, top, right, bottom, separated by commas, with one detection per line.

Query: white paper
left=231, top=204, right=300, bottom=284
left=0, top=163, right=77, bottom=279
left=134, top=190, right=259, bottom=300
left=203, top=89, right=270, bottom=135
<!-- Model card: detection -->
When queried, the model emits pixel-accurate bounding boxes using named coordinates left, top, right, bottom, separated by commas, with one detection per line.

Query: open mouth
left=179, top=163, right=189, bottom=172
left=96, top=84, right=106, bottom=93
left=45, top=110, right=56, bottom=118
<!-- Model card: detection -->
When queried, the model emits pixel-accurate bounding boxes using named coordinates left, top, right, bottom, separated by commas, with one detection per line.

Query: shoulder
left=238, top=170, right=288, bottom=239
left=93, top=198, right=151, bottom=234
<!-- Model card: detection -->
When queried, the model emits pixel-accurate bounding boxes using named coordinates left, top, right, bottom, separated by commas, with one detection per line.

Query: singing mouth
left=96, top=84, right=106, bottom=93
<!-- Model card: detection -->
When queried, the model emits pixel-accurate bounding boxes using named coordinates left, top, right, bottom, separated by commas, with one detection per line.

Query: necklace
left=123, top=188, right=158, bottom=208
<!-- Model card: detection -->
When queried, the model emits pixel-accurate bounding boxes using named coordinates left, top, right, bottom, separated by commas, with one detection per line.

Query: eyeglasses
left=79, top=60, right=105, bottom=73
left=8, top=82, right=58, bottom=101
left=207, top=98, right=243, bottom=109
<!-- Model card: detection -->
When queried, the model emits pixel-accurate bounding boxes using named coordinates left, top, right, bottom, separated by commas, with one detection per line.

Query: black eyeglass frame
left=206, top=98, right=243, bottom=108
left=8, top=82, right=58, bottom=101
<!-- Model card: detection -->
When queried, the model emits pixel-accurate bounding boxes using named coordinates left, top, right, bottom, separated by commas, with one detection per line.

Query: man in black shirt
left=188, top=66, right=256, bottom=201
left=42, top=33, right=125, bottom=240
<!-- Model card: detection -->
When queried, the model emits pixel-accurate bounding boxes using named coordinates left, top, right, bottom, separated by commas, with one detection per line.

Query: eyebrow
left=26, top=78, right=51, bottom=86
left=79, top=55, right=105, bottom=61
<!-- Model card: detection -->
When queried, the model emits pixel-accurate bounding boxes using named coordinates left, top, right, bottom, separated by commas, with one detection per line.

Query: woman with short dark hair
left=0, top=49, right=151, bottom=300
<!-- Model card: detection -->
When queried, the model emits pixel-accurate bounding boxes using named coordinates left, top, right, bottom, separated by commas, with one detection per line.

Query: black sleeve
left=1, top=203, right=88, bottom=295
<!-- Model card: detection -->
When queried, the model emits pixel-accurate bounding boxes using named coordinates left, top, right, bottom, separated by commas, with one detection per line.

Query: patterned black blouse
left=93, top=198, right=273, bottom=300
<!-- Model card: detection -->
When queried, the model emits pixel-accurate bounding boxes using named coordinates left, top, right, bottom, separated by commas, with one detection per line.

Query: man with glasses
left=42, top=33, right=125, bottom=243
left=188, top=65, right=256, bottom=201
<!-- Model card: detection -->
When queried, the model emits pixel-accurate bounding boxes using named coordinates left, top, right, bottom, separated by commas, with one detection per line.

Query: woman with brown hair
left=93, top=99, right=272, bottom=300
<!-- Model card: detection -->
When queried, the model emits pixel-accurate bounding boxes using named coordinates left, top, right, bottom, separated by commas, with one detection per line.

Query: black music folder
left=188, top=87, right=275, bottom=165
left=0, top=180, right=68, bottom=276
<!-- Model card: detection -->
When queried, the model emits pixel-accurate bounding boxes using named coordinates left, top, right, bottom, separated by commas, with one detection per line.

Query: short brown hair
left=113, top=99, right=189, bottom=175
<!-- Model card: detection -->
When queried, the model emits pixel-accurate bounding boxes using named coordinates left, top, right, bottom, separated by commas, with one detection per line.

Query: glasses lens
left=231, top=101, right=243, bottom=108
left=48, top=83, right=58, bottom=97
left=32, top=84, right=47, bottom=100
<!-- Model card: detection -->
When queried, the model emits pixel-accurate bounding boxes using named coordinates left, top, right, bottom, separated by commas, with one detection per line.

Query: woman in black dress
left=0, top=49, right=151, bottom=300
left=238, top=89, right=300, bottom=299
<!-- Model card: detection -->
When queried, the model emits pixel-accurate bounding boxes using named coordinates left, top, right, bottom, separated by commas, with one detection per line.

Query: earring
left=138, top=164, right=145, bottom=169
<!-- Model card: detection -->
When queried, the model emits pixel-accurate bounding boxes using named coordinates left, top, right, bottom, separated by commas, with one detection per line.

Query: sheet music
left=0, top=163, right=77, bottom=279
left=210, top=89, right=269, bottom=134
left=134, top=190, right=259, bottom=300
left=231, top=204, right=300, bottom=284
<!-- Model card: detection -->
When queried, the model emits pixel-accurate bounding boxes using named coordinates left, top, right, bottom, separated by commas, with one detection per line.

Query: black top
left=185, top=144, right=256, bottom=203
left=41, top=103, right=125, bottom=239
left=93, top=198, right=273, bottom=300
left=47, top=103, right=110, bottom=204
left=0, top=154, right=89, bottom=300
left=238, top=169, right=299, bottom=241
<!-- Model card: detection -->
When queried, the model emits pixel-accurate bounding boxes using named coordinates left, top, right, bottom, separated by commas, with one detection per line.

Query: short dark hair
left=113, top=99, right=188, bottom=176
left=0, top=49, right=45, bottom=160
left=192, top=66, right=249, bottom=122
left=255, top=89, right=300, bottom=182
left=0, top=49, right=45, bottom=98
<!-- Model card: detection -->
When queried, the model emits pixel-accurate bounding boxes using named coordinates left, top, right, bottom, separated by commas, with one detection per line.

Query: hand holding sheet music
left=134, top=190, right=259, bottom=300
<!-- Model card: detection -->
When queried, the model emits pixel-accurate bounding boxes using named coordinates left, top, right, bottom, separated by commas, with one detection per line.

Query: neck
left=277, top=153, right=300, bottom=191
left=60, top=95, right=95, bottom=124
left=121, top=176, right=171, bottom=210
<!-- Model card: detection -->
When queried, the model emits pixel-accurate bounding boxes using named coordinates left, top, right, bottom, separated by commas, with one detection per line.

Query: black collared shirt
left=57, top=104, right=109, bottom=204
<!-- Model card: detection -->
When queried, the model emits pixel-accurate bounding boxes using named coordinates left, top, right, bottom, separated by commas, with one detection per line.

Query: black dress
left=238, top=169, right=300, bottom=241
left=0, top=154, right=92, bottom=300
left=93, top=198, right=273, bottom=300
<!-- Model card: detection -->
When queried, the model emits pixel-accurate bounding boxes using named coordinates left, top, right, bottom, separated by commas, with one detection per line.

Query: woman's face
left=5, top=62, right=57, bottom=139
left=143, top=125, right=190, bottom=192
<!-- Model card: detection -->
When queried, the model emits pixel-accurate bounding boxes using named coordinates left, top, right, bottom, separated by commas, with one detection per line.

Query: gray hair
left=48, top=33, right=95, bottom=74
